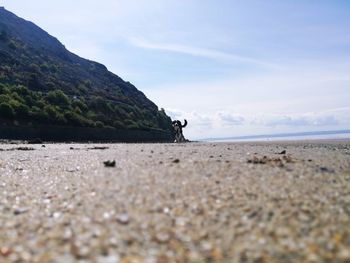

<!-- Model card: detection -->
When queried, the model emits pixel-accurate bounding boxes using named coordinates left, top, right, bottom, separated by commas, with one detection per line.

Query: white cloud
left=217, top=111, right=245, bottom=126
left=129, top=37, right=279, bottom=68
left=253, top=113, right=340, bottom=127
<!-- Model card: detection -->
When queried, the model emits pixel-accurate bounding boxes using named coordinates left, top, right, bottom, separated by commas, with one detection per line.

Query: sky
left=2, top=0, right=350, bottom=139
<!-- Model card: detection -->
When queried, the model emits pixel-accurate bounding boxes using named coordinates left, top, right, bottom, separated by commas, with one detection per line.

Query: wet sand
left=0, top=140, right=350, bottom=262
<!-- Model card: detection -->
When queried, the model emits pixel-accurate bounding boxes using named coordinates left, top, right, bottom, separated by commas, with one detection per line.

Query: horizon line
left=199, top=129, right=350, bottom=142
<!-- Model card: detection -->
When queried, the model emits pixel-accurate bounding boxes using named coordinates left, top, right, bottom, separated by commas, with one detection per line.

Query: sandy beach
left=0, top=140, right=350, bottom=262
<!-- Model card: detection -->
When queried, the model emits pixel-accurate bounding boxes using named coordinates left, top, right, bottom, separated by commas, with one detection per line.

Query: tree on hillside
left=46, top=90, right=70, bottom=108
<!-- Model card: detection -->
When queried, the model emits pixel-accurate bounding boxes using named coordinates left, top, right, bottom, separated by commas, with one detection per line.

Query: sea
left=202, top=130, right=350, bottom=142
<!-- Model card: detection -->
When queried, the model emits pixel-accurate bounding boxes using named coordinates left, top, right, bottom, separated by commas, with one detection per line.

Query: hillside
left=0, top=7, right=172, bottom=140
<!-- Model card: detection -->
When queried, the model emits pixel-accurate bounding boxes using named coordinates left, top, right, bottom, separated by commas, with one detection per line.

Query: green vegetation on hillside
left=0, top=83, right=171, bottom=131
left=0, top=8, right=172, bottom=133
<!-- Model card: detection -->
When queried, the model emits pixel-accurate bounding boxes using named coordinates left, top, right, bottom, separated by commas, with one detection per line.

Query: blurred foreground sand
left=0, top=141, right=350, bottom=262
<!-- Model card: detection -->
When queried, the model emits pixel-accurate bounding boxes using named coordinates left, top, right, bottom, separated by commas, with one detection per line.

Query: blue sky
left=2, top=0, right=350, bottom=139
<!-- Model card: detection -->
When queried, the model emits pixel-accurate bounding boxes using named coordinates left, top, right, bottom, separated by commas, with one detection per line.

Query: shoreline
left=1, top=137, right=350, bottom=145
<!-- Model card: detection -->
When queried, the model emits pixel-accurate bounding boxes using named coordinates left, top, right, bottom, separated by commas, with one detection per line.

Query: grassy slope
left=0, top=7, right=172, bottom=133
